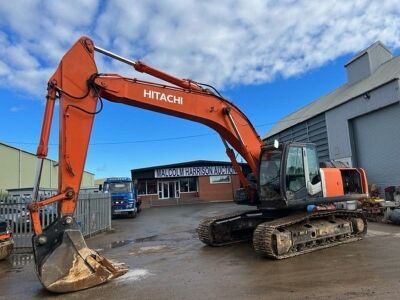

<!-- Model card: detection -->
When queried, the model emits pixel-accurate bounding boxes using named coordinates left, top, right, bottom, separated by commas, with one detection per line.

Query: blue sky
left=1, top=1, right=400, bottom=179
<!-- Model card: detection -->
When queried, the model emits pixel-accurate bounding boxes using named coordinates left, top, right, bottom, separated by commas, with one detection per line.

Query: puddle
left=135, top=230, right=197, bottom=243
left=109, top=230, right=198, bottom=249
left=9, top=253, right=34, bottom=266
left=110, top=239, right=134, bottom=248
left=134, top=235, right=159, bottom=243
left=1, top=253, right=34, bottom=272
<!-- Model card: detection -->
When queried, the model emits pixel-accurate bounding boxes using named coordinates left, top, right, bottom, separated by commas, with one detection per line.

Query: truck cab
left=103, top=177, right=138, bottom=218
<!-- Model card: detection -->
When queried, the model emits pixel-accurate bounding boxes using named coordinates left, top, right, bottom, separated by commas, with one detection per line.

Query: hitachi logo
left=143, top=89, right=184, bottom=105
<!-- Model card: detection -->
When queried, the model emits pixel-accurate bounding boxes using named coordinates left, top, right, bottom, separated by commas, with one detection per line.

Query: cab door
left=303, top=145, right=322, bottom=196
left=284, top=146, right=307, bottom=198
left=284, top=143, right=321, bottom=202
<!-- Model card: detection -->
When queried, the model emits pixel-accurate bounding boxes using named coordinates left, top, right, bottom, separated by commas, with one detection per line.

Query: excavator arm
left=28, top=36, right=263, bottom=293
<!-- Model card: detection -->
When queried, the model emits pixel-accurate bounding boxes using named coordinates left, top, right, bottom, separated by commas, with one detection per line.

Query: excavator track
left=197, top=210, right=267, bottom=246
left=253, top=210, right=367, bottom=259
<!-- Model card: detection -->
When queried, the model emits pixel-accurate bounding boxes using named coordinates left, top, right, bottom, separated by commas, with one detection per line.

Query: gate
left=0, top=193, right=111, bottom=250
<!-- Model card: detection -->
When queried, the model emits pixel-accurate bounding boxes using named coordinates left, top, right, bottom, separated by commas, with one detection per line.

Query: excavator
left=27, top=36, right=368, bottom=293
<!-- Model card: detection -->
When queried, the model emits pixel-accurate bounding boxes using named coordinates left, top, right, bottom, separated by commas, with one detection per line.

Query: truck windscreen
left=105, top=182, right=132, bottom=193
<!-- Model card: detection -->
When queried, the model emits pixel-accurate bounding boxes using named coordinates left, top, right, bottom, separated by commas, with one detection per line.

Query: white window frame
left=157, top=180, right=180, bottom=199
left=209, top=175, right=231, bottom=184
left=303, top=146, right=322, bottom=196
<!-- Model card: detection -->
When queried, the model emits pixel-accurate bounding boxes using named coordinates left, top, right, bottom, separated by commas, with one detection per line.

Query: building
left=265, top=41, right=400, bottom=191
left=94, top=178, right=106, bottom=187
left=131, top=160, right=250, bottom=207
left=0, top=142, right=95, bottom=195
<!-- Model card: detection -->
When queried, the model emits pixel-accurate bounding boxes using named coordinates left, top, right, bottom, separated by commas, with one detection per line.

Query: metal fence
left=75, top=193, right=112, bottom=237
left=0, top=193, right=111, bottom=249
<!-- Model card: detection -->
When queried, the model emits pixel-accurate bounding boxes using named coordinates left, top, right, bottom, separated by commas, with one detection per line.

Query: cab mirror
left=274, top=139, right=279, bottom=149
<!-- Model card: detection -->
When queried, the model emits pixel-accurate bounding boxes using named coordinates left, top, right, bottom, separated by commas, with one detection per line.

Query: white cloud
left=9, top=106, right=24, bottom=113
left=0, top=0, right=400, bottom=97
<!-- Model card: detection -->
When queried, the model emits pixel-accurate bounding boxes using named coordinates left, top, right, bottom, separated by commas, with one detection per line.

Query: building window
left=147, top=180, right=157, bottom=194
left=210, top=175, right=231, bottom=184
left=138, top=180, right=158, bottom=195
left=138, top=181, right=146, bottom=195
left=180, top=177, right=198, bottom=192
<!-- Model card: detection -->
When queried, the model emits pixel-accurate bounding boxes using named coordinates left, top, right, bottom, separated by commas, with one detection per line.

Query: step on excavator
left=28, top=37, right=368, bottom=293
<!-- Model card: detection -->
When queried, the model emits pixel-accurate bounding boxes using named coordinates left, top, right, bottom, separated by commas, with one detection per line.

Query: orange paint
left=321, top=168, right=344, bottom=197
left=0, top=233, right=11, bottom=240
left=29, top=36, right=263, bottom=232
left=30, top=211, right=42, bottom=235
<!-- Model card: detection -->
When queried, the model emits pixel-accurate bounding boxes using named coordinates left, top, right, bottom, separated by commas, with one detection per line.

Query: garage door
left=351, top=103, right=400, bottom=188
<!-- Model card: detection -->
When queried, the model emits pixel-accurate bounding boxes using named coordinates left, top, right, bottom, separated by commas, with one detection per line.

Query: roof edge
left=264, top=76, right=400, bottom=139
left=344, top=41, right=392, bottom=67
left=0, top=142, right=95, bottom=175
left=131, top=160, right=246, bottom=172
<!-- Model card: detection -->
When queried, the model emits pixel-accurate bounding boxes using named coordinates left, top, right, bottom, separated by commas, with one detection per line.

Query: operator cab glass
left=285, top=146, right=306, bottom=192
left=259, top=147, right=282, bottom=201
left=258, top=142, right=322, bottom=208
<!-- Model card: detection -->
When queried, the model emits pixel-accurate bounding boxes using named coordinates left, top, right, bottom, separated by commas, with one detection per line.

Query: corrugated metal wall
left=0, top=143, right=95, bottom=194
left=351, top=103, right=400, bottom=187
left=266, top=113, right=329, bottom=162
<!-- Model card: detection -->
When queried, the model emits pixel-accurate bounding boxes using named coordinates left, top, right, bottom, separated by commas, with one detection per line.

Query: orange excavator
left=28, top=37, right=368, bottom=293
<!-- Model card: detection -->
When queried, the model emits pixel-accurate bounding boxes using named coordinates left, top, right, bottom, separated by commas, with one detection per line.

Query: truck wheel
left=129, top=211, right=137, bottom=218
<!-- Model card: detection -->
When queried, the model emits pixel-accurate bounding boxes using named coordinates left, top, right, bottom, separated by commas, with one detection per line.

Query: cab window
left=259, top=149, right=282, bottom=199
left=286, top=147, right=305, bottom=192
left=306, top=146, right=320, bottom=184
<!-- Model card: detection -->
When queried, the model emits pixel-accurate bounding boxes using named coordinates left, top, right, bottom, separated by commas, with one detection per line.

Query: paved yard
left=1, top=203, right=400, bottom=300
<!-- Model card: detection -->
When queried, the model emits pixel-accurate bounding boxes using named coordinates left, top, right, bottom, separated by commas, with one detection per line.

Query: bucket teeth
left=33, top=217, right=128, bottom=293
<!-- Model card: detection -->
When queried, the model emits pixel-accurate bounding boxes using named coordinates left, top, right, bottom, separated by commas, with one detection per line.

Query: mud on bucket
left=32, top=217, right=128, bottom=293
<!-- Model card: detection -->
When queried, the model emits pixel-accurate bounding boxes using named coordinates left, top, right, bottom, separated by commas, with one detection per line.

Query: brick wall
left=138, top=175, right=240, bottom=208
left=138, top=192, right=201, bottom=207
left=198, top=175, right=240, bottom=201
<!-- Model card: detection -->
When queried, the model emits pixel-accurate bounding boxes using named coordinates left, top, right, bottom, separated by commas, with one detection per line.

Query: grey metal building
left=0, top=142, right=95, bottom=195
left=265, top=41, right=400, bottom=189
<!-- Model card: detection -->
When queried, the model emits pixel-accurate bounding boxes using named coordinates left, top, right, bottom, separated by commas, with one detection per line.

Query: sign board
left=154, top=165, right=237, bottom=178
left=105, top=177, right=131, bottom=182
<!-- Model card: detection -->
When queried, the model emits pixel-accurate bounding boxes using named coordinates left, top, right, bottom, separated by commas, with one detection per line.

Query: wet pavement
left=1, top=202, right=400, bottom=299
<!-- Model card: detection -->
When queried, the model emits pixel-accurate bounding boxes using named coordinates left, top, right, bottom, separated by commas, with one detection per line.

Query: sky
left=1, top=0, right=400, bottom=179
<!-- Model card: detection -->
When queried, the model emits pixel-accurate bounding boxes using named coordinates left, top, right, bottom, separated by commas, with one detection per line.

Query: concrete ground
left=1, top=202, right=400, bottom=300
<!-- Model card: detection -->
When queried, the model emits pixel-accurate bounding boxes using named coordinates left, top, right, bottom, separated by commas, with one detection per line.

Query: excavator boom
left=28, top=36, right=263, bottom=293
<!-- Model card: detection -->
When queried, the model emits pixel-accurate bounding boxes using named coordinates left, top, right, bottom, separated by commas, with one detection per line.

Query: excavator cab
left=258, top=142, right=322, bottom=209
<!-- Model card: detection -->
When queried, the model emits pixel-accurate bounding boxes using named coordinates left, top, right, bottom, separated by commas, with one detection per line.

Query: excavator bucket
left=32, top=217, right=128, bottom=293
